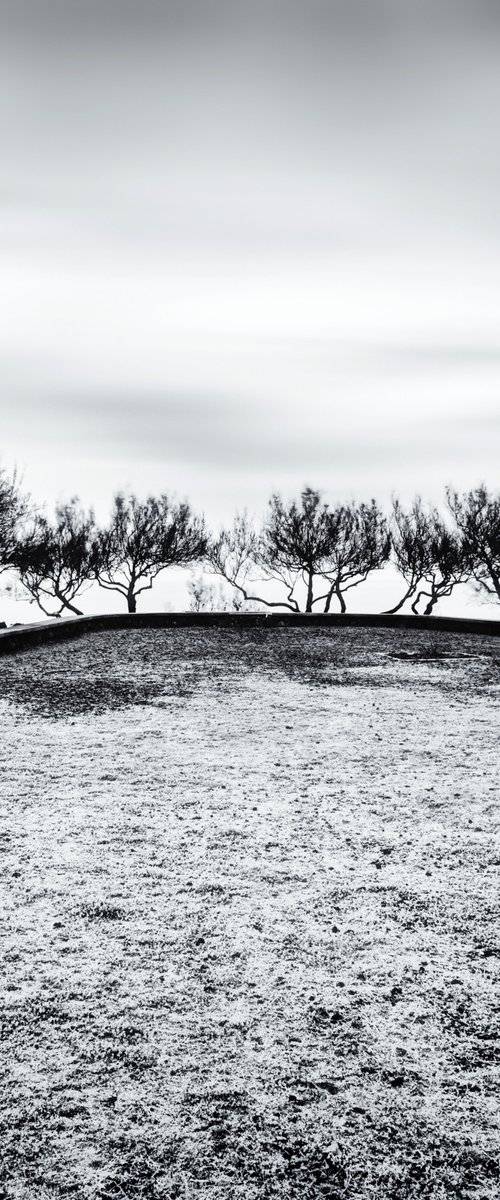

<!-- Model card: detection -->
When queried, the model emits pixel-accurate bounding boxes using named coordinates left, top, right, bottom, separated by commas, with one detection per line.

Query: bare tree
left=447, top=484, right=500, bottom=603
left=208, top=495, right=330, bottom=612
left=0, top=466, right=32, bottom=575
left=385, top=499, right=433, bottom=614
left=262, top=489, right=337, bottom=612
left=209, top=490, right=390, bottom=613
left=94, top=492, right=206, bottom=612
left=207, top=511, right=298, bottom=610
left=316, top=500, right=391, bottom=613
left=15, top=499, right=96, bottom=618
left=387, top=498, right=467, bottom=615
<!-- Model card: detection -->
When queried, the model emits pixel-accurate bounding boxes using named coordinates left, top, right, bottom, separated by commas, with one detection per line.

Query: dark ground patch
left=0, top=624, right=499, bottom=719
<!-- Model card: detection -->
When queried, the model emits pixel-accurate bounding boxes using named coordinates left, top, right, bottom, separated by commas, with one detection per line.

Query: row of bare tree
left=207, top=488, right=500, bottom=615
left=1, top=468, right=500, bottom=618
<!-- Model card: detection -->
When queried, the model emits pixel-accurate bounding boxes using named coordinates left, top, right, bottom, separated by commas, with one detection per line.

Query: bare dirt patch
left=1, top=626, right=499, bottom=1198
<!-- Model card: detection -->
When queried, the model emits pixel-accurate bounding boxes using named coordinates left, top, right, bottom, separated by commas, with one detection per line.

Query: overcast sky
left=1, top=0, right=500, bottom=531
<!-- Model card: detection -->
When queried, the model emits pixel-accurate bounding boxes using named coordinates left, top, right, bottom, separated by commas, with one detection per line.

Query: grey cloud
left=2, top=2, right=500, bottom=41
left=1, top=0, right=500, bottom=518
left=285, top=341, right=500, bottom=369
left=2, top=0, right=499, bottom=257
left=5, top=390, right=498, bottom=479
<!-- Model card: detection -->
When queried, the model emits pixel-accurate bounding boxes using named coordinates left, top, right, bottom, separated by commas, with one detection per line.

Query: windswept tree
left=208, top=493, right=334, bottom=612
left=262, top=489, right=337, bottom=611
left=94, top=492, right=206, bottom=612
left=447, top=484, right=500, bottom=603
left=209, top=489, right=390, bottom=613
left=387, top=498, right=468, bottom=615
left=0, top=465, right=32, bottom=575
left=385, top=499, right=434, bottom=614
left=15, top=499, right=96, bottom=618
left=316, top=500, right=391, bottom=613
left=208, top=510, right=294, bottom=609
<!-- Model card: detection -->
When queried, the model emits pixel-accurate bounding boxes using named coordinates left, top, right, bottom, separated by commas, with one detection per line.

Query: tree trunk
left=305, top=568, right=314, bottom=613
left=127, top=590, right=137, bottom=613
left=411, top=590, right=429, bottom=614
left=335, top=581, right=346, bottom=613
left=56, top=594, right=83, bottom=617
left=383, top=583, right=416, bottom=614
left=490, top=569, right=500, bottom=600
left=323, top=584, right=335, bottom=614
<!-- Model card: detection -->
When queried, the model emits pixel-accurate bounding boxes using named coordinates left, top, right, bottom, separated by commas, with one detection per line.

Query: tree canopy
left=388, top=499, right=467, bottom=615
left=447, top=485, right=500, bottom=603
left=209, top=490, right=390, bottom=612
left=15, top=499, right=96, bottom=618
left=93, top=492, right=207, bottom=612
left=0, top=466, right=32, bottom=575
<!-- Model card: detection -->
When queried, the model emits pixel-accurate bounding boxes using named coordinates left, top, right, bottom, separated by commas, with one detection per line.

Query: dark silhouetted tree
left=447, top=484, right=500, bottom=603
left=208, top=511, right=291, bottom=609
left=15, top=498, right=96, bottom=617
left=388, top=498, right=467, bottom=615
left=316, top=500, right=391, bottom=613
left=0, top=466, right=32, bottom=575
left=209, top=490, right=390, bottom=612
left=94, top=492, right=206, bottom=612
left=385, top=499, right=433, bottom=614
left=262, top=489, right=337, bottom=612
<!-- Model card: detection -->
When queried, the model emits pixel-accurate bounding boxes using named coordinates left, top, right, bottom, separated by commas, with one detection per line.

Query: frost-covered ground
left=1, top=625, right=499, bottom=1199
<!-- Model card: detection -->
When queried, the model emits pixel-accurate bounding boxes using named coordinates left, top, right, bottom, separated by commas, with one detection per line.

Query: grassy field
left=1, top=624, right=499, bottom=1199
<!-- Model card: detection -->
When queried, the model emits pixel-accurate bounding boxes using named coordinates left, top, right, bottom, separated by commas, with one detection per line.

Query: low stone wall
left=0, top=609, right=499, bottom=655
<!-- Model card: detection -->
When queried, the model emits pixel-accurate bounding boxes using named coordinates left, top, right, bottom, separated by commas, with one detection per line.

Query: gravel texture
left=1, top=625, right=499, bottom=1199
